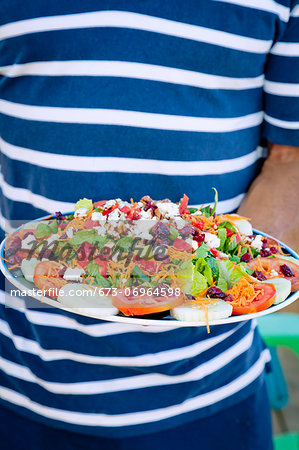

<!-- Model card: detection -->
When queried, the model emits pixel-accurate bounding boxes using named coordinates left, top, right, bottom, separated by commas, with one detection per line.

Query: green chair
left=257, top=313, right=299, bottom=450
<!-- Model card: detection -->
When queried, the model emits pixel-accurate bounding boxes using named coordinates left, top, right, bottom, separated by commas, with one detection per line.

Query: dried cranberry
left=41, top=249, right=55, bottom=260
left=7, top=254, right=21, bottom=265
left=252, top=270, right=267, bottom=281
left=11, top=236, right=21, bottom=249
left=262, top=239, right=268, bottom=249
left=194, top=234, right=205, bottom=244
left=179, top=225, right=193, bottom=238
left=225, top=294, right=233, bottom=302
left=260, top=248, right=272, bottom=257
left=144, top=202, right=157, bottom=212
left=154, top=254, right=171, bottom=263
left=55, top=211, right=65, bottom=221
left=280, top=264, right=294, bottom=277
left=186, top=294, right=196, bottom=300
left=206, top=287, right=227, bottom=299
left=150, top=222, right=170, bottom=238
left=270, top=247, right=278, bottom=254
left=240, top=252, right=251, bottom=263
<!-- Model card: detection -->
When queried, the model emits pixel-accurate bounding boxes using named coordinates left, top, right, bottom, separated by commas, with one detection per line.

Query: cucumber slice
left=230, top=217, right=253, bottom=236
left=260, top=277, right=291, bottom=305
left=21, top=258, right=39, bottom=282
left=58, top=284, right=118, bottom=317
left=171, top=299, right=232, bottom=322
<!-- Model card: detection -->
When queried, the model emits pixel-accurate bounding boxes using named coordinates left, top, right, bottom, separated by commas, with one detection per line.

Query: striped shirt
left=0, top=0, right=298, bottom=438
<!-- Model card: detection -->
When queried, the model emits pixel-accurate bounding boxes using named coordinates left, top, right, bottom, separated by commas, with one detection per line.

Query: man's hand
left=238, top=144, right=299, bottom=251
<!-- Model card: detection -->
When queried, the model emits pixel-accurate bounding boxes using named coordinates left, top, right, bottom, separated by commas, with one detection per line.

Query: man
left=0, top=1, right=298, bottom=449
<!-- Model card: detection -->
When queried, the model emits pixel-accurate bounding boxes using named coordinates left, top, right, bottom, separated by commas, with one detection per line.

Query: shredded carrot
left=0, top=256, right=9, bottom=263
left=226, top=277, right=262, bottom=307
left=168, top=247, right=191, bottom=261
left=8, top=263, right=20, bottom=270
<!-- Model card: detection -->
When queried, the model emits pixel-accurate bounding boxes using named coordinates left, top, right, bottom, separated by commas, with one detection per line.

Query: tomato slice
left=134, top=257, right=161, bottom=275
left=112, top=290, right=184, bottom=316
left=93, top=200, right=107, bottom=208
left=173, top=238, right=192, bottom=252
left=231, top=283, right=276, bottom=315
left=248, top=257, right=299, bottom=292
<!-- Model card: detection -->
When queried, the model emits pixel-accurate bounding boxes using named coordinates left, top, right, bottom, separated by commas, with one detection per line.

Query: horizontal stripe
left=264, top=113, right=299, bottom=129
left=264, top=79, right=299, bottom=96
left=212, top=0, right=290, bottom=22
left=291, top=4, right=299, bottom=17
left=0, top=349, right=270, bottom=426
left=0, top=61, right=265, bottom=90
left=271, top=42, right=299, bottom=57
left=0, top=323, right=256, bottom=394
left=0, top=173, right=248, bottom=214
left=0, top=11, right=272, bottom=54
left=0, top=99, right=264, bottom=132
left=0, top=138, right=263, bottom=175
left=0, top=210, right=15, bottom=234
left=0, top=172, right=74, bottom=213
left=0, top=291, right=176, bottom=335
left=0, top=317, right=243, bottom=367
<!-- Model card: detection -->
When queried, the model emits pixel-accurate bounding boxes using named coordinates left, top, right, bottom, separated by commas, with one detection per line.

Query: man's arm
left=238, top=144, right=299, bottom=251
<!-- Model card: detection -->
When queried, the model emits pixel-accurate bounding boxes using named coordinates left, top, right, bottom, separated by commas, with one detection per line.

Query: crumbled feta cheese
left=186, top=238, right=193, bottom=246
left=156, top=202, right=180, bottom=219
left=204, top=232, right=221, bottom=249
left=21, top=234, right=35, bottom=250
left=46, top=234, right=60, bottom=245
left=107, top=209, right=126, bottom=221
left=63, top=267, right=85, bottom=282
left=133, top=221, right=153, bottom=240
left=192, top=240, right=199, bottom=251
left=118, top=200, right=130, bottom=209
left=66, top=227, right=74, bottom=239
left=91, top=211, right=102, bottom=222
left=218, top=251, right=229, bottom=260
left=139, top=209, right=152, bottom=220
left=270, top=269, right=279, bottom=277
left=174, top=218, right=186, bottom=229
left=74, top=208, right=88, bottom=218
left=251, top=235, right=263, bottom=251
left=104, top=200, right=117, bottom=209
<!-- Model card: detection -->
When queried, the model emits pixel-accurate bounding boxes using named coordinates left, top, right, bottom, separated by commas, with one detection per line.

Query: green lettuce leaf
left=195, top=243, right=210, bottom=259
left=74, top=198, right=93, bottom=211
left=192, top=270, right=208, bottom=296
left=217, top=227, right=227, bottom=252
left=36, top=223, right=52, bottom=238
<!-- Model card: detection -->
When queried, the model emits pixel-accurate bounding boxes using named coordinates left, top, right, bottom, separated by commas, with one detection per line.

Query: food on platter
left=2, top=190, right=298, bottom=324
left=58, top=284, right=119, bottom=317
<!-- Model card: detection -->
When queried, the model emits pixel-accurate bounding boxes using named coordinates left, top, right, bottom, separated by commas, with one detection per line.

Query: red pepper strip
left=225, top=227, right=234, bottom=237
left=179, top=194, right=189, bottom=215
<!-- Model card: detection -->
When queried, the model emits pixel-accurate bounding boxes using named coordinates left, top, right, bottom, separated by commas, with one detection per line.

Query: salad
left=3, top=191, right=299, bottom=325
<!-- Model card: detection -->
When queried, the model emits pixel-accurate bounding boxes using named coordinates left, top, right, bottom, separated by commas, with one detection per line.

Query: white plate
left=1, top=221, right=298, bottom=327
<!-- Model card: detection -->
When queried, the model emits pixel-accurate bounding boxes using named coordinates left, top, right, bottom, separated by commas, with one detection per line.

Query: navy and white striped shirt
left=0, top=0, right=298, bottom=437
